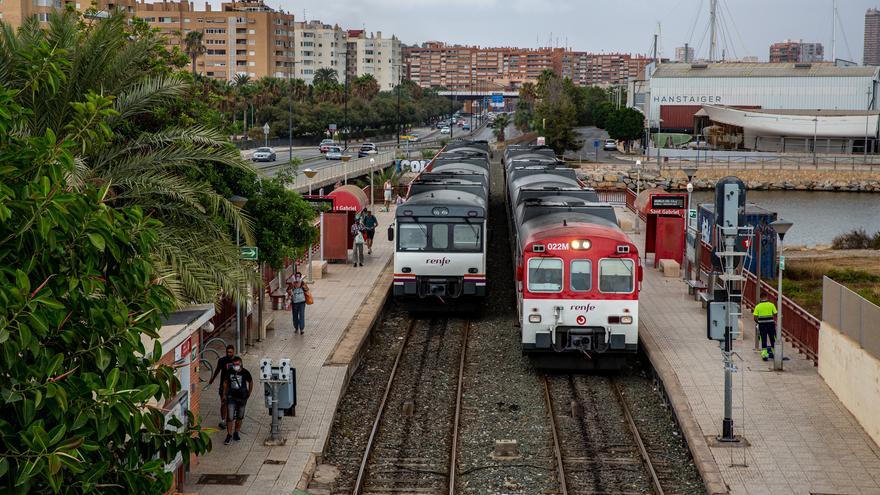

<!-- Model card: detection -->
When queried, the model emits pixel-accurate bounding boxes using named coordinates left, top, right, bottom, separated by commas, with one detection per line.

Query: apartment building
left=0, top=0, right=136, bottom=27
left=769, top=40, right=824, bottom=63
left=293, top=20, right=346, bottom=84
left=348, top=30, right=402, bottom=90
left=404, top=43, right=649, bottom=90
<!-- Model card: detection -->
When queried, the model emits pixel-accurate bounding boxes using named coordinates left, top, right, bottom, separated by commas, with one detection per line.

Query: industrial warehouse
left=629, top=62, right=880, bottom=153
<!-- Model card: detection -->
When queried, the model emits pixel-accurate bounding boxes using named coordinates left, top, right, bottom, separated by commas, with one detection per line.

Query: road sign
left=262, top=123, right=270, bottom=135
left=240, top=246, right=259, bottom=261
left=491, top=93, right=504, bottom=108
left=689, top=208, right=697, bottom=219
left=328, top=123, right=337, bottom=131
left=593, top=139, right=600, bottom=148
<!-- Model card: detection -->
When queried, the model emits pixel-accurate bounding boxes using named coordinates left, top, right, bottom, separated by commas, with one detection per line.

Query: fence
left=291, top=151, right=395, bottom=194
left=823, top=277, right=880, bottom=360
left=641, top=154, right=880, bottom=172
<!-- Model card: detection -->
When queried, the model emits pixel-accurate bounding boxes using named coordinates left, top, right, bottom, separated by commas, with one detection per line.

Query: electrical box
left=707, top=302, right=739, bottom=341
left=259, top=358, right=297, bottom=417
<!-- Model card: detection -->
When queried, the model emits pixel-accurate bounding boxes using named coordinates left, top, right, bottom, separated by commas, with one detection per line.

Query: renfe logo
left=570, top=304, right=597, bottom=312
left=425, top=257, right=451, bottom=266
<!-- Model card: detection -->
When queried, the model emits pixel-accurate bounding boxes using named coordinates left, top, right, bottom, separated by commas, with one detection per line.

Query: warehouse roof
left=652, top=63, right=880, bottom=79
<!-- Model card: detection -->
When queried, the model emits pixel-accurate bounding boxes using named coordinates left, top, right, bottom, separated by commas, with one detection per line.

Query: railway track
left=345, top=317, right=470, bottom=495
left=544, top=374, right=665, bottom=495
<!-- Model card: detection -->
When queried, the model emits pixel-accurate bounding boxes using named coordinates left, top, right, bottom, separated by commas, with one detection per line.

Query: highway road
left=564, top=126, right=630, bottom=164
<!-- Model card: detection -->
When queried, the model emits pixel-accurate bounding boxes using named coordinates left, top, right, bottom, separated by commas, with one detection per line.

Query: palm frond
left=110, top=75, right=190, bottom=123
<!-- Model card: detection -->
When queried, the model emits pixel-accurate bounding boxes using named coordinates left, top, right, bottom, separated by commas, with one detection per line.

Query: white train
left=390, top=141, right=491, bottom=310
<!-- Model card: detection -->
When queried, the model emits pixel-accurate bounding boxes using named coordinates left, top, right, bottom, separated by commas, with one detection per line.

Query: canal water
left=692, top=190, right=880, bottom=247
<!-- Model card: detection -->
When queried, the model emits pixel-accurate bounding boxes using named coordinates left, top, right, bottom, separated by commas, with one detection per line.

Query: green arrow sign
left=240, top=246, right=259, bottom=261
left=688, top=208, right=697, bottom=219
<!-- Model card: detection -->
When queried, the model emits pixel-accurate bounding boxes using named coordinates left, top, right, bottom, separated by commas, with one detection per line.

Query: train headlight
left=620, top=316, right=633, bottom=324
left=528, top=314, right=542, bottom=323
left=571, top=239, right=591, bottom=250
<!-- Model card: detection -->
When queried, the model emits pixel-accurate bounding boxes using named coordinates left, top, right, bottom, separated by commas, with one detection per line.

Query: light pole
left=303, top=168, right=318, bottom=283
left=635, top=160, right=642, bottom=234
left=303, top=167, right=316, bottom=196
left=682, top=166, right=698, bottom=281
left=770, top=218, right=793, bottom=371
left=813, top=114, right=819, bottom=166
left=229, top=194, right=248, bottom=354
left=369, top=157, right=376, bottom=211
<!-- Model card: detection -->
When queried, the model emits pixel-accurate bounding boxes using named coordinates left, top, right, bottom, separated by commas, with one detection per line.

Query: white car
left=440, top=127, right=451, bottom=135
left=603, top=139, right=617, bottom=151
left=252, top=147, right=276, bottom=162
left=325, top=146, right=345, bottom=160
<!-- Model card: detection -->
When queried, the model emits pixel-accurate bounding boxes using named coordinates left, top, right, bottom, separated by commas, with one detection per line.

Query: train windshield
left=528, top=257, right=563, bottom=292
left=599, top=258, right=634, bottom=293
left=397, top=221, right=483, bottom=252
left=570, top=260, right=592, bottom=292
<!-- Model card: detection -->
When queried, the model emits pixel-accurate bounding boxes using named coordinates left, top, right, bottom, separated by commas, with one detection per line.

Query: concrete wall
left=818, top=321, right=880, bottom=447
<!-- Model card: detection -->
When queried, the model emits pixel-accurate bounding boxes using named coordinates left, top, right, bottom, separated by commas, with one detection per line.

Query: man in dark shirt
left=222, top=356, right=253, bottom=444
left=208, top=345, right=236, bottom=429
left=362, top=210, right=378, bottom=255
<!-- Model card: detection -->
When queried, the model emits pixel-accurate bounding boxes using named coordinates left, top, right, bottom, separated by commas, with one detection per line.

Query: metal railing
left=292, top=151, right=395, bottom=194
left=643, top=155, right=880, bottom=172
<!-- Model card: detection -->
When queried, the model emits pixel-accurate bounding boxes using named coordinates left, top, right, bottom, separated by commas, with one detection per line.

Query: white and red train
left=504, top=145, right=642, bottom=370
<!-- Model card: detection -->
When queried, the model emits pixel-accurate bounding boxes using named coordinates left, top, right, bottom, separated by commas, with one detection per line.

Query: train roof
left=517, top=207, right=628, bottom=248
left=397, top=189, right=487, bottom=218
left=516, top=201, right=617, bottom=226
left=446, top=140, right=490, bottom=153
left=515, top=188, right=600, bottom=205
left=409, top=175, right=487, bottom=197
left=508, top=168, right=579, bottom=185
left=431, top=160, right=490, bottom=176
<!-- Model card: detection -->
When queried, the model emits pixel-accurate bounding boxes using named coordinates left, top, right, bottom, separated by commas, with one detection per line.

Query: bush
left=831, top=228, right=873, bottom=249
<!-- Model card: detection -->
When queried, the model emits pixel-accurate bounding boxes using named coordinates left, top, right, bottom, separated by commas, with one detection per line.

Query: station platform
left=182, top=207, right=396, bottom=495
left=621, top=210, right=880, bottom=494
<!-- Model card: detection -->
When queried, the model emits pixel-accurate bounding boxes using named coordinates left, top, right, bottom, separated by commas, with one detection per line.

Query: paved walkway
left=620, top=209, right=880, bottom=495
left=183, top=208, right=396, bottom=495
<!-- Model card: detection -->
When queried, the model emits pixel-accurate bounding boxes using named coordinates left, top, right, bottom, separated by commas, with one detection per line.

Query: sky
left=245, top=0, right=875, bottom=63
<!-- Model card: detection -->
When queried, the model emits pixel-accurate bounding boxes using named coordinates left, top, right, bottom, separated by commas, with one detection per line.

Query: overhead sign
left=240, top=246, right=259, bottom=261
left=651, top=196, right=686, bottom=210
left=491, top=93, right=504, bottom=108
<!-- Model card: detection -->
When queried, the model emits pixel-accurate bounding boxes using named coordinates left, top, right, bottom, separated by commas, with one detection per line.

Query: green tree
left=183, top=30, right=205, bottom=77
left=533, top=73, right=580, bottom=154
left=492, top=113, right=511, bottom=141
left=352, top=73, right=380, bottom=100
left=605, top=107, right=645, bottom=151
left=592, top=101, right=615, bottom=130
left=313, top=67, right=338, bottom=87
left=0, top=89, right=210, bottom=494
left=0, top=12, right=255, bottom=305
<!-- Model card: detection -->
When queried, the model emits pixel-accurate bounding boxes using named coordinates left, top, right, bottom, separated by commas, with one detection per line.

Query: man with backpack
left=222, top=356, right=253, bottom=445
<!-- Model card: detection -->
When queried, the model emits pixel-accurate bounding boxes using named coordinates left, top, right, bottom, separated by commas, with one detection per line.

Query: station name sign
left=653, top=94, right=722, bottom=104
left=651, top=196, right=686, bottom=209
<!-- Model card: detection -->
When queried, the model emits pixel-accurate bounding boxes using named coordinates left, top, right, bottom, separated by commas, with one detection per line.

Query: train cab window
left=453, top=224, right=481, bottom=251
left=430, top=224, right=449, bottom=249
left=527, top=258, right=563, bottom=292
left=570, top=260, right=592, bottom=292
left=599, top=259, right=635, bottom=293
left=398, top=224, right=427, bottom=251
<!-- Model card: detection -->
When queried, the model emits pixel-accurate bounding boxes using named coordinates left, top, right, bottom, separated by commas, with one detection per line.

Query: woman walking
left=383, top=179, right=393, bottom=212
left=286, top=272, right=310, bottom=335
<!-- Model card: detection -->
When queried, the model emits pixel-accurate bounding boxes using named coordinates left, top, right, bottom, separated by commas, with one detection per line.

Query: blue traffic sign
left=593, top=139, right=601, bottom=148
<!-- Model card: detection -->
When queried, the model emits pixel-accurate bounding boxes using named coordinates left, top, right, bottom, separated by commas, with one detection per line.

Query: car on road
left=319, top=139, right=335, bottom=153
left=252, top=147, right=276, bottom=162
left=436, top=121, right=447, bottom=129
left=325, top=146, right=345, bottom=160
left=358, top=143, right=378, bottom=157
left=603, top=139, right=618, bottom=151
left=440, top=126, right=451, bottom=135
left=462, top=123, right=471, bottom=131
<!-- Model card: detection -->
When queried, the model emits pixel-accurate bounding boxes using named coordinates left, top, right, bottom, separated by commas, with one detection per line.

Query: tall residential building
left=348, top=31, right=402, bottom=90
left=769, top=40, right=824, bottom=63
left=292, top=20, right=346, bottom=85
left=866, top=8, right=880, bottom=65
left=0, top=0, right=296, bottom=81
left=675, top=46, right=694, bottom=63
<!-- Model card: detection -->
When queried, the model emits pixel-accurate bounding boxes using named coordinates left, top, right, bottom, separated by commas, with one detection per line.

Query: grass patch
left=774, top=260, right=880, bottom=316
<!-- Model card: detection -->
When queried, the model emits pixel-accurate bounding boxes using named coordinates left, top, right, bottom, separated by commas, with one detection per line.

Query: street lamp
left=770, top=218, right=793, bottom=371
left=229, top=194, right=248, bottom=354
left=682, top=166, right=698, bottom=281
left=369, top=157, right=376, bottom=211
left=303, top=168, right=317, bottom=195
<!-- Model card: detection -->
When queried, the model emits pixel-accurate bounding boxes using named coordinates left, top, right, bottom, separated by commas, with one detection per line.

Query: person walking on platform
left=208, top=344, right=236, bottom=429
left=753, top=293, right=778, bottom=361
left=222, top=356, right=253, bottom=445
left=362, top=210, right=378, bottom=255
left=286, top=272, right=310, bottom=335
left=351, top=220, right=365, bottom=267
left=383, top=179, right=393, bottom=212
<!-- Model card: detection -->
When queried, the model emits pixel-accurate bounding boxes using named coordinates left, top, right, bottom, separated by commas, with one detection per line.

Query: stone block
left=311, top=260, right=328, bottom=279
left=618, top=217, right=634, bottom=231
left=659, top=259, right=680, bottom=277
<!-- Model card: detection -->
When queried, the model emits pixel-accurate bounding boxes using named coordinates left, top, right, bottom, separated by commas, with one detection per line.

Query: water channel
left=692, top=190, right=880, bottom=246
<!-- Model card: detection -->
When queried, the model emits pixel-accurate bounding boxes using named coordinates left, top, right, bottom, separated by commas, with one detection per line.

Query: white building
left=292, top=20, right=347, bottom=85
left=348, top=31, right=402, bottom=90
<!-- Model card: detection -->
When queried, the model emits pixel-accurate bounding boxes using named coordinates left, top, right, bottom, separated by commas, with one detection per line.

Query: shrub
left=831, top=228, right=872, bottom=249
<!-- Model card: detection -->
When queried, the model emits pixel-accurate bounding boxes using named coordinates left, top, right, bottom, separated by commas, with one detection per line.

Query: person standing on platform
left=362, top=210, right=378, bottom=255
left=753, top=293, right=778, bottom=361
left=286, top=272, right=310, bottom=335
left=351, top=220, right=365, bottom=267
left=208, top=344, right=236, bottom=429
left=222, top=356, right=252, bottom=445
left=383, top=179, right=393, bottom=212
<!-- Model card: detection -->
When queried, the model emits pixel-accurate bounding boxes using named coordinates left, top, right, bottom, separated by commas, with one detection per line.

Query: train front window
left=571, top=260, right=592, bottom=292
left=398, top=224, right=427, bottom=251
left=528, top=257, right=563, bottom=292
left=599, top=258, right=634, bottom=293
left=453, top=223, right=481, bottom=251
left=431, top=224, right=449, bottom=249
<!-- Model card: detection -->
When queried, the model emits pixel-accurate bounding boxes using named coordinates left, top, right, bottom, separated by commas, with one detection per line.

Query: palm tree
left=183, top=30, right=206, bottom=77
left=312, top=67, right=338, bottom=87
left=233, top=73, right=252, bottom=88
left=352, top=73, right=379, bottom=100
left=0, top=12, right=256, bottom=305
left=492, top=113, right=512, bottom=142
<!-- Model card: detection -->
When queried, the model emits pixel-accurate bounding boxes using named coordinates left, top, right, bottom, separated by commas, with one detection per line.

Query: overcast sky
left=249, top=0, right=875, bottom=63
